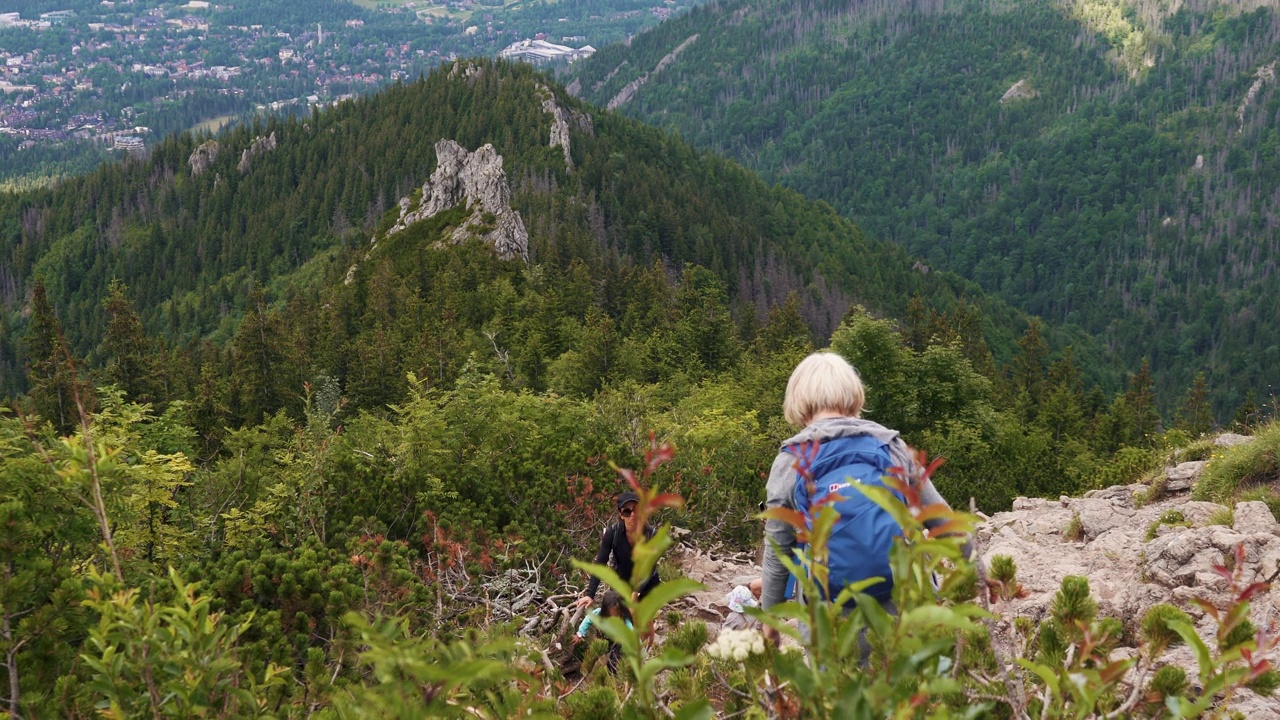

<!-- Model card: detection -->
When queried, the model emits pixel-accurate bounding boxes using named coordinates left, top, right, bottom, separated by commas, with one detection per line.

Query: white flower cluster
left=704, top=628, right=766, bottom=662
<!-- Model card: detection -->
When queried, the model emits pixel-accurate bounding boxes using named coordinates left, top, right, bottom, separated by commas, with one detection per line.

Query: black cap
left=616, top=491, right=639, bottom=510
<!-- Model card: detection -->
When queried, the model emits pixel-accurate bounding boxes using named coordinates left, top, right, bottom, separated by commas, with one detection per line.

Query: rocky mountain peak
left=383, top=139, right=528, bottom=261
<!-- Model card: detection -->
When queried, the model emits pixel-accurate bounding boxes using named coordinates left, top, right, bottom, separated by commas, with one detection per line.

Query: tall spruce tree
left=1123, top=358, right=1161, bottom=446
left=100, top=280, right=156, bottom=403
left=23, top=281, right=85, bottom=434
left=1178, top=373, right=1214, bottom=437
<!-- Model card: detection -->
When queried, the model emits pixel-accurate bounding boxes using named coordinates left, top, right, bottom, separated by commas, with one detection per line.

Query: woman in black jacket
left=573, top=492, right=661, bottom=609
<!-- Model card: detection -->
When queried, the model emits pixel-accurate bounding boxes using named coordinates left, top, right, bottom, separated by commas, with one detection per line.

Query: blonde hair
left=783, top=352, right=865, bottom=427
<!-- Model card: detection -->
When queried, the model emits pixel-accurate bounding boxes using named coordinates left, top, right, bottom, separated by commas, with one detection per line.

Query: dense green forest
left=0, top=59, right=1275, bottom=716
left=570, top=0, right=1280, bottom=417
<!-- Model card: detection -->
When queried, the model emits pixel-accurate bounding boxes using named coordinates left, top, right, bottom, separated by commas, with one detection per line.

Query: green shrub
left=563, top=685, right=620, bottom=720
left=1194, top=423, right=1280, bottom=501
left=1093, top=446, right=1160, bottom=489
left=665, top=621, right=709, bottom=657
left=1140, top=604, right=1190, bottom=657
left=1148, top=665, right=1188, bottom=699
left=1221, top=618, right=1256, bottom=651
left=1249, top=670, right=1280, bottom=696
left=664, top=610, right=683, bottom=630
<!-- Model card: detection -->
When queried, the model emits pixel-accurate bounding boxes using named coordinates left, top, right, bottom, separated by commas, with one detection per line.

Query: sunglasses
left=619, top=506, right=636, bottom=518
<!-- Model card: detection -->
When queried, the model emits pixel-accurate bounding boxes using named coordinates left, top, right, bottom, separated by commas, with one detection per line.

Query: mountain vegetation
left=570, top=0, right=1280, bottom=417
left=0, top=59, right=1275, bottom=716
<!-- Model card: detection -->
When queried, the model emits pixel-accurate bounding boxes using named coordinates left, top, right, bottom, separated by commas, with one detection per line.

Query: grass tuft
left=1193, top=423, right=1280, bottom=502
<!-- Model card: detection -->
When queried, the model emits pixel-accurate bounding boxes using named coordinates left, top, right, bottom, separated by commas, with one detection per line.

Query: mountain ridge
left=570, top=0, right=1280, bottom=416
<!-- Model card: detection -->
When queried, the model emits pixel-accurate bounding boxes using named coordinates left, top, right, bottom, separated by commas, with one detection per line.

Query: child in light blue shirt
left=571, top=590, right=632, bottom=672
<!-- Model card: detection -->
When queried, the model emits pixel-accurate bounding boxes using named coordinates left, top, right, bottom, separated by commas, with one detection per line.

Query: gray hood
left=781, top=416, right=903, bottom=448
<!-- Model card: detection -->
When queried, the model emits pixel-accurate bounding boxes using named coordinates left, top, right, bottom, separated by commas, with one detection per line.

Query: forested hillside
left=570, top=0, right=1280, bottom=416
left=0, top=59, right=1274, bottom=717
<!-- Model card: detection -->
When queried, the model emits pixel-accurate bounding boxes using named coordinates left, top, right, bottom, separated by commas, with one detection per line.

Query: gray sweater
left=760, top=417, right=955, bottom=610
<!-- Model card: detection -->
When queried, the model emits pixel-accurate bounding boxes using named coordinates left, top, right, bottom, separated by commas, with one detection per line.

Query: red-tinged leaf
left=1212, top=564, right=1233, bottom=582
left=813, top=493, right=848, bottom=510
left=1242, top=648, right=1254, bottom=663
left=648, top=492, right=685, bottom=510
left=616, top=467, right=640, bottom=492
left=1249, top=659, right=1272, bottom=679
left=924, top=454, right=947, bottom=477
left=759, top=507, right=807, bottom=529
left=1238, top=581, right=1271, bottom=602
left=1101, top=660, right=1133, bottom=685
left=913, top=504, right=957, bottom=524
left=922, top=519, right=971, bottom=538
left=646, top=443, right=675, bottom=473
left=795, top=529, right=811, bottom=544
left=1191, top=597, right=1221, bottom=621
left=1235, top=544, right=1246, bottom=572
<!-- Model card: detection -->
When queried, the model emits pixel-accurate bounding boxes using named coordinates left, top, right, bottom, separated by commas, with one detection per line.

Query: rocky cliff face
left=383, top=139, right=528, bottom=261
left=237, top=132, right=277, bottom=174
left=977, top=433, right=1279, bottom=718
left=537, top=83, right=593, bottom=172
left=187, top=140, right=219, bottom=175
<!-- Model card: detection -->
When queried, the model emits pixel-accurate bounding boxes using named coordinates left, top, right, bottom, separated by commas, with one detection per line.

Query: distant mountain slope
left=570, top=0, right=1280, bottom=413
left=0, top=60, right=1039, bottom=398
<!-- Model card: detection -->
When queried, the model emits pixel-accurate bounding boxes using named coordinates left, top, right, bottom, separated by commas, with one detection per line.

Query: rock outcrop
left=237, top=132, right=277, bottom=174
left=1238, top=59, right=1277, bottom=132
left=536, top=84, right=593, bottom=172
left=607, top=34, right=698, bottom=110
left=999, top=78, right=1037, bottom=104
left=979, top=440, right=1280, bottom=718
left=187, top=140, right=219, bottom=175
left=383, top=139, right=528, bottom=261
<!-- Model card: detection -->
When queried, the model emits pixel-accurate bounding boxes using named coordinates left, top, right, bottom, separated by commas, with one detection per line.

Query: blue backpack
left=791, top=435, right=904, bottom=603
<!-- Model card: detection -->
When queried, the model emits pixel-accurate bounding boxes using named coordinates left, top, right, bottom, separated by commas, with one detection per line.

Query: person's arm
left=576, top=609, right=600, bottom=638
left=582, top=525, right=614, bottom=600
left=761, top=452, right=798, bottom=610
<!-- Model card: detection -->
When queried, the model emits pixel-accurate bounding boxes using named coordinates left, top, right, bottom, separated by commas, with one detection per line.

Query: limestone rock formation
left=237, top=132, right=277, bottom=174
left=383, top=139, right=528, bottom=261
left=979, top=436, right=1280, bottom=717
left=999, top=78, right=1038, bottom=104
left=187, top=140, right=219, bottom=175
left=607, top=34, right=698, bottom=110
left=537, top=84, right=593, bottom=172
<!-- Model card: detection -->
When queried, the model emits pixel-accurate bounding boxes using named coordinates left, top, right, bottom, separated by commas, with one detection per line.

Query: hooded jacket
left=760, top=417, right=956, bottom=610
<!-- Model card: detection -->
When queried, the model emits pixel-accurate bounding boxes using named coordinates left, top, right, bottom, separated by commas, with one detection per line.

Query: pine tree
left=1123, top=358, right=1161, bottom=446
left=230, top=288, right=292, bottom=424
left=23, top=281, right=86, bottom=434
left=1178, top=373, right=1214, bottom=437
left=101, top=280, right=156, bottom=403
left=1010, top=318, right=1048, bottom=421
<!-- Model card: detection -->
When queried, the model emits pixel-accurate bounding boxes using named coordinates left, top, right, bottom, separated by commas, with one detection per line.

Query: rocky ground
left=670, top=432, right=1280, bottom=716
left=975, top=432, right=1279, bottom=717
